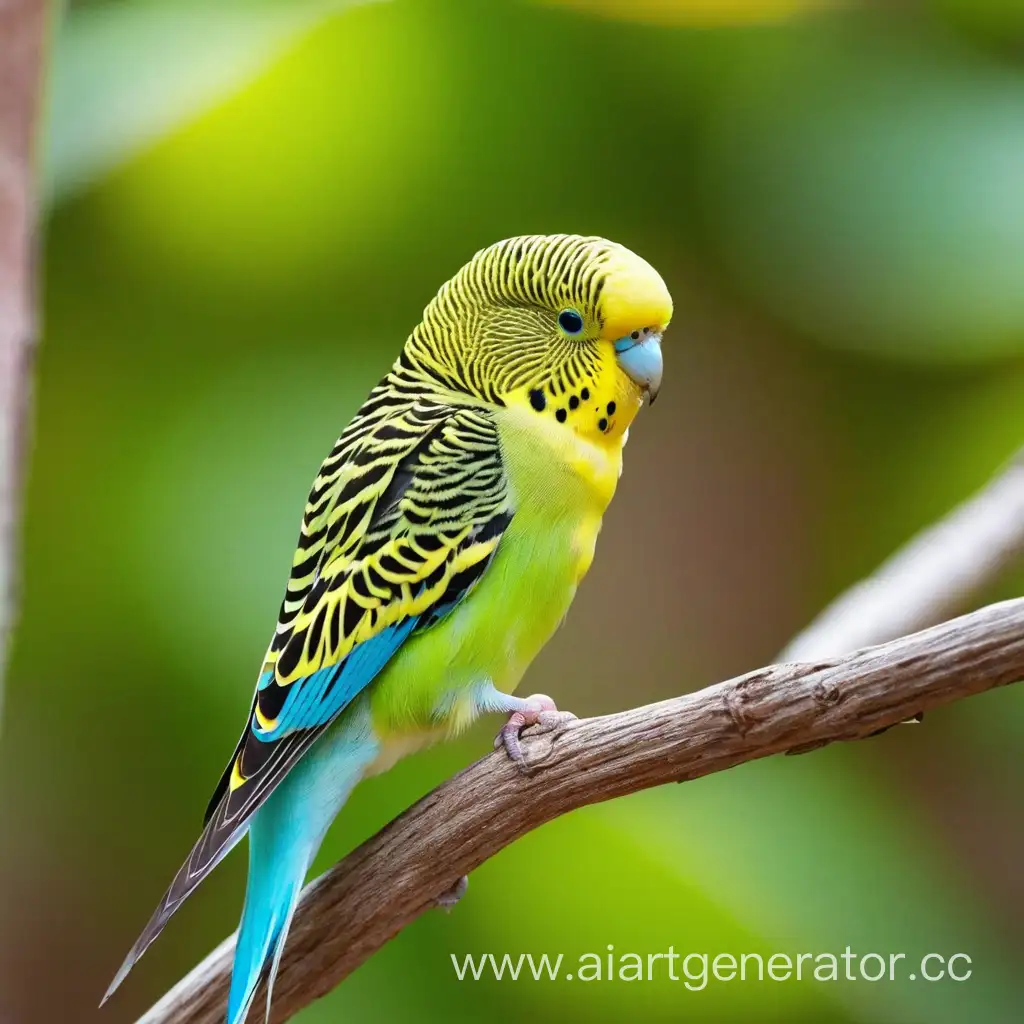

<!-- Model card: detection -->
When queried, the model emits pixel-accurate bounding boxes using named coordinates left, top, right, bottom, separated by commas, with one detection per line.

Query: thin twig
left=782, top=447, right=1024, bottom=661
left=133, top=598, right=1024, bottom=1024
left=0, top=0, right=47, bottom=718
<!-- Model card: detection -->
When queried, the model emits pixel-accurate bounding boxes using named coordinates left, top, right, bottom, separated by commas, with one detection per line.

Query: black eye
left=558, top=309, right=584, bottom=335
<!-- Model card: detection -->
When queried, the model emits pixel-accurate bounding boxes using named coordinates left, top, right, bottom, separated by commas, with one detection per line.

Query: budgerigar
left=104, top=234, right=672, bottom=1024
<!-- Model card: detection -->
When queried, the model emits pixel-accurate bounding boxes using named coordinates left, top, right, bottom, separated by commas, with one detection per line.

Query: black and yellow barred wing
left=208, top=398, right=512, bottom=859
left=107, top=392, right=512, bottom=993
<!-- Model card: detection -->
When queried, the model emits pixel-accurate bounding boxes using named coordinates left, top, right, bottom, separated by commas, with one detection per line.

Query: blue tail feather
left=227, top=821, right=304, bottom=1024
left=227, top=702, right=379, bottom=1024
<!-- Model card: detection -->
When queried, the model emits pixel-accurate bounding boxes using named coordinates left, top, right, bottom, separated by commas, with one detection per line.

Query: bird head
left=403, top=234, right=672, bottom=443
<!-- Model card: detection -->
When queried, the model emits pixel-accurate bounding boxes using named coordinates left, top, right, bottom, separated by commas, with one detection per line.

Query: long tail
left=228, top=710, right=379, bottom=1024
left=227, top=797, right=312, bottom=1024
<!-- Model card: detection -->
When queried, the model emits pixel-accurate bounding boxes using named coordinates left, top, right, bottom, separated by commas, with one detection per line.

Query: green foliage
left=44, top=0, right=378, bottom=204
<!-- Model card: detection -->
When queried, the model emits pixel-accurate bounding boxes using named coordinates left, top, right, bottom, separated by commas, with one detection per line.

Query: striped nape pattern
left=403, top=234, right=620, bottom=403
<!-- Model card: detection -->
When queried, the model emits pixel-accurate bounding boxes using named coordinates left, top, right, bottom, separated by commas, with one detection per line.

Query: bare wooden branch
left=134, top=597, right=1024, bottom=1024
left=782, top=446, right=1024, bottom=661
left=0, top=0, right=47, bottom=713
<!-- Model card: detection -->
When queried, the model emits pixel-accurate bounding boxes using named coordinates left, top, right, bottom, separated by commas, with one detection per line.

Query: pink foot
left=494, top=693, right=577, bottom=763
left=434, top=875, right=468, bottom=912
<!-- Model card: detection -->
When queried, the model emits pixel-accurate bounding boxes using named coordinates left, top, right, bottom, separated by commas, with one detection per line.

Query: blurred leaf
left=536, top=0, right=839, bottom=27
left=692, top=19, right=1024, bottom=362
left=43, top=0, right=383, bottom=204
left=97, top=1, right=454, bottom=294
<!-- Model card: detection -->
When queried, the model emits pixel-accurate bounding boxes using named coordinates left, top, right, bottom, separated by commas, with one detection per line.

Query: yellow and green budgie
left=104, top=234, right=672, bottom=1024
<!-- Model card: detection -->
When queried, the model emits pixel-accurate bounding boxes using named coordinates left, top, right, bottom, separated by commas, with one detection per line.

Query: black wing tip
left=100, top=920, right=160, bottom=1007
left=98, top=828, right=224, bottom=1008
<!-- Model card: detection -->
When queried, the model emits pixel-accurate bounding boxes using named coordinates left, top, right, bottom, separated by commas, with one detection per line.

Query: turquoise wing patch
left=252, top=617, right=421, bottom=742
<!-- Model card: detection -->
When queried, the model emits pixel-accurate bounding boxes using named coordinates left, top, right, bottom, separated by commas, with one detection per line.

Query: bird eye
left=557, top=309, right=584, bottom=336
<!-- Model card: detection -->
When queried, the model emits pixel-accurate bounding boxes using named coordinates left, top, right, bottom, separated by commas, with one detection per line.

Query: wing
left=107, top=394, right=512, bottom=995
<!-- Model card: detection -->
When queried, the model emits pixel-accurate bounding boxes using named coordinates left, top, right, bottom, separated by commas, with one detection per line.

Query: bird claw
left=434, top=875, right=469, bottom=912
left=494, top=694, right=577, bottom=763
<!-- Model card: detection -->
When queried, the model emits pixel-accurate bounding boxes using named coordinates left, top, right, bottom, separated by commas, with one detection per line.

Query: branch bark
left=136, top=597, right=1024, bottom=1024
left=0, top=0, right=47, bottom=716
left=782, top=446, right=1024, bottom=660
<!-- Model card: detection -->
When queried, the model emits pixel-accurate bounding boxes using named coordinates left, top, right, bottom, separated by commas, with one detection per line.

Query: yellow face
left=507, top=240, right=672, bottom=445
left=407, top=234, right=673, bottom=445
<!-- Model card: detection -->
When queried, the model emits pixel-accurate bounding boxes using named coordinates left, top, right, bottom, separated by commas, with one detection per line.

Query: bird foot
left=434, top=875, right=469, bottom=912
left=494, top=694, right=577, bottom=763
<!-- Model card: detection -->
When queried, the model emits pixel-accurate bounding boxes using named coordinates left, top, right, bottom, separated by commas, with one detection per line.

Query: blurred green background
left=2, top=0, right=1024, bottom=1021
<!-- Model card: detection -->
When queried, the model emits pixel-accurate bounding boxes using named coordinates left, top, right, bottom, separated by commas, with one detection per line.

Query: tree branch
left=781, top=446, right=1024, bottom=660
left=135, top=597, right=1024, bottom=1024
left=0, top=0, right=47, bottom=716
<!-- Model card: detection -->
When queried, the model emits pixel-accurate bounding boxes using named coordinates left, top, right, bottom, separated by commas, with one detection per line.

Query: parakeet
left=103, top=234, right=672, bottom=1024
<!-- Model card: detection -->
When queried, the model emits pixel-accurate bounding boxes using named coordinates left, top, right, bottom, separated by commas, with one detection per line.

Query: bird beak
left=614, top=332, right=663, bottom=404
